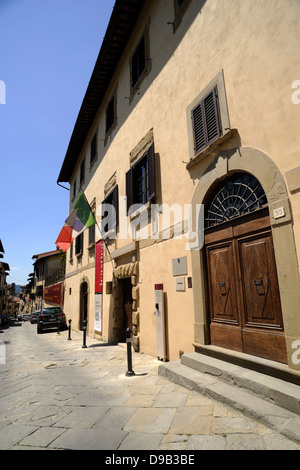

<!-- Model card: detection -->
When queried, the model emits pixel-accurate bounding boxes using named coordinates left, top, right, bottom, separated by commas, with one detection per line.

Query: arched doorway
left=203, top=172, right=287, bottom=363
left=80, top=281, right=88, bottom=331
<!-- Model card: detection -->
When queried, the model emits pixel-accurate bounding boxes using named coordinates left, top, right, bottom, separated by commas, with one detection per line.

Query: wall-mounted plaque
left=172, top=256, right=187, bottom=276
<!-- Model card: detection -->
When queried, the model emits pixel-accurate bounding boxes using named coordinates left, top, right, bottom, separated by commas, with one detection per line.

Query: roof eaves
left=57, top=0, right=147, bottom=183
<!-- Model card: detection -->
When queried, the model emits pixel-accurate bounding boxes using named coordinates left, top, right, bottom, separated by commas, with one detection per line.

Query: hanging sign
left=44, top=282, right=64, bottom=306
left=94, top=240, right=104, bottom=332
left=95, top=240, right=104, bottom=294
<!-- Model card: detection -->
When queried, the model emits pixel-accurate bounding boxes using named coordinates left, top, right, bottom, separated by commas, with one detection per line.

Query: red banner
left=44, top=282, right=64, bottom=306
left=95, top=240, right=104, bottom=294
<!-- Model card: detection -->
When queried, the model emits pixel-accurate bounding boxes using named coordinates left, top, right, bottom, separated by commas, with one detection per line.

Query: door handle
left=253, top=278, right=265, bottom=295
left=217, top=282, right=226, bottom=296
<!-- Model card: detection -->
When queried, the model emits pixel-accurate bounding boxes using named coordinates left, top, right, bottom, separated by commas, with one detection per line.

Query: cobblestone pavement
left=0, top=321, right=299, bottom=451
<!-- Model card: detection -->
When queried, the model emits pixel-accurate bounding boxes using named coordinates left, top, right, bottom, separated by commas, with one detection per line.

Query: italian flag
left=56, top=193, right=96, bottom=252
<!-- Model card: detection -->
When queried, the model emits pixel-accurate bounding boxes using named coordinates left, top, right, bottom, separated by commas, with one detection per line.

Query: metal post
left=125, top=328, right=135, bottom=376
left=82, top=319, right=87, bottom=348
left=68, top=319, right=72, bottom=340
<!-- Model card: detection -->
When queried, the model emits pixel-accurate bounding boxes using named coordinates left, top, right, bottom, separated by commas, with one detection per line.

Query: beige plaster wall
left=63, top=0, right=300, bottom=362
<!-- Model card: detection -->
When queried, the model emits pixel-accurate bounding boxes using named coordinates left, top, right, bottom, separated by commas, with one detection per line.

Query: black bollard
left=125, top=328, right=135, bottom=377
left=68, top=319, right=72, bottom=341
left=82, top=319, right=87, bottom=348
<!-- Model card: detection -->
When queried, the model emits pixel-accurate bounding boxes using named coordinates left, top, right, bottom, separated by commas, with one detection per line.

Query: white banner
left=94, top=293, right=102, bottom=332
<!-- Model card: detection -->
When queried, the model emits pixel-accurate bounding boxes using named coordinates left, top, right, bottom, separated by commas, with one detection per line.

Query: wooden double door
left=205, top=210, right=287, bottom=364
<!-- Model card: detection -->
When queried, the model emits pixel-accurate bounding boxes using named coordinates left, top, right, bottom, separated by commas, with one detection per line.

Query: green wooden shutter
left=147, top=143, right=156, bottom=202
left=191, top=101, right=206, bottom=153
left=112, top=185, right=119, bottom=229
left=126, top=168, right=133, bottom=214
left=191, top=86, right=222, bottom=155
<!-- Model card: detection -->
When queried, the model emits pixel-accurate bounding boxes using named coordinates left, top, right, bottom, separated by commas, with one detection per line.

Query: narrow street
left=0, top=321, right=299, bottom=451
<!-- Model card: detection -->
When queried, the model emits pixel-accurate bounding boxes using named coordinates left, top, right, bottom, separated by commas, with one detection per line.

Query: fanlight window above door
left=205, top=173, right=268, bottom=228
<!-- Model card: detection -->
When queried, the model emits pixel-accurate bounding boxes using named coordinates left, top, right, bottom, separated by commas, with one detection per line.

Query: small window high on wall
left=186, top=70, right=231, bottom=161
left=191, top=86, right=222, bottom=154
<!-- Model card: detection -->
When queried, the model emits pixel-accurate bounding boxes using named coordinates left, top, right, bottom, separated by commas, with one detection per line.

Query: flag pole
left=80, top=189, right=115, bottom=274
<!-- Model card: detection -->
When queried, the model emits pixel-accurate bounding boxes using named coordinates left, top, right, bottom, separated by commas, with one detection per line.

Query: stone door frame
left=190, top=146, right=300, bottom=371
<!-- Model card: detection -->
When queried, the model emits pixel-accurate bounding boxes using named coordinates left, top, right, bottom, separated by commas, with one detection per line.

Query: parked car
left=37, top=307, right=67, bottom=334
left=18, top=313, right=31, bottom=321
left=30, top=311, right=40, bottom=324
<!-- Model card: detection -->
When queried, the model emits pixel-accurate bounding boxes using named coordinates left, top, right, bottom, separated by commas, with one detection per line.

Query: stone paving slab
left=159, top=360, right=300, bottom=444
left=1, top=322, right=300, bottom=450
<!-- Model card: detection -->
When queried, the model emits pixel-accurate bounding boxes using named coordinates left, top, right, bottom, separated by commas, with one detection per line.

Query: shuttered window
left=106, top=95, right=115, bottom=134
left=102, top=185, right=119, bottom=235
left=75, top=232, right=83, bottom=256
left=90, top=133, right=97, bottom=164
left=131, top=35, right=146, bottom=90
left=80, top=158, right=85, bottom=185
left=126, top=144, right=155, bottom=214
left=88, top=223, right=95, bottom=246
left=191, top=86, right=222, bottom=155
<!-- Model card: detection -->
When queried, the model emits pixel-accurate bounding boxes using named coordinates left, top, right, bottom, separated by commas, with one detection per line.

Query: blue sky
left=0, top=0, right=115, bottom=285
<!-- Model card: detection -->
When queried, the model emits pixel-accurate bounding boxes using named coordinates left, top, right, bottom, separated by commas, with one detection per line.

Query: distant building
left=57, top=0, right=300, bottom=374
left=0, top=239, right=10, bottom=324
left=32, top=249, right=65, bottom=309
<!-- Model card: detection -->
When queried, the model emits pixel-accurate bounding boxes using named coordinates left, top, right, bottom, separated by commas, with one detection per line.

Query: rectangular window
left=126, top=144, right=155, bottom=214
left=36, top=286, right=43, bottom=296
left=135, top=157, right=149, bottom=205
left=70, top=242, right=73, bottom=260
left=191, top=86, right=222, bottom=155
left=173, top=0, right=192, bottom=31
left=106, top=95, right=115, bottom=134
left=75, top=232, right=83, bottom=256
left=90, top=133, right=97, bottom=164
left=88, top=200, right=96, bottom=246
left=186, top=71, right=231, bottom=163
left=73, top=178, right=77, bottom=199
left=80, top=158, right=85, bottom=185
left=131, top=35, right=146, bottom=90
left=101, top=185, right=118, bottom=236
left=88, top=224, right=95, bottom=246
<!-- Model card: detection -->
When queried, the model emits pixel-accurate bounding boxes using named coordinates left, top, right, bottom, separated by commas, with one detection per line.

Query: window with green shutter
left=173, top=0, right=192, bottom=31
left=126, top=144, right=155, bottom=215
left=131, top=35, right=146, bottom=90
left=101, top=185, right=119, bottom=236
left=191, top=86, right=222, bottom=155
left=75, top=232, right=83, bottom=256
left=90, top=133, right=97, bottom=165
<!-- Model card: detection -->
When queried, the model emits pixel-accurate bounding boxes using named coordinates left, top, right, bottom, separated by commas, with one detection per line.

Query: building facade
left=57, top=0, right=300, bottom=372
left=0, top=240, right=10, bottom=325
left=32, top=249, right=65, bottom=310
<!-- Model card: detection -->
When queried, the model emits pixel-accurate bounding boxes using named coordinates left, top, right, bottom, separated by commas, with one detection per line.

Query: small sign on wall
left=172, top=256, right=187, bottom=276
left=176, top=277, right=186, bottom=292
left=273, top=207, right=285, bottom=220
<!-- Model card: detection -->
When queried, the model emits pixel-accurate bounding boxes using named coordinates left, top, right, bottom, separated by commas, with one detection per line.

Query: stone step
left=181, top=352, right=300, bottom=415
left=158, top=357, right=300, bottom=444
